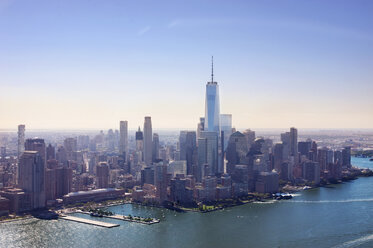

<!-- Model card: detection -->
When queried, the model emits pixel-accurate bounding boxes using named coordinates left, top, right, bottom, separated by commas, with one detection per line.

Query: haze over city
left=2, top=1, right=373, bottom=248
left=1, top=0, right=372, bottom=130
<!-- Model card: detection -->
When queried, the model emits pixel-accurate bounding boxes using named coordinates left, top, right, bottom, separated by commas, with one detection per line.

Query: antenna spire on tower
left=211, top=56, right=214, bottom=83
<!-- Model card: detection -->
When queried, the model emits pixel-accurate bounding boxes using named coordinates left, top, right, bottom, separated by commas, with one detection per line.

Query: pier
left=59, top=215, right=120, bottom=228
left=79, top=211, right=160, bottom=225
left=105, top=214, right=160, bottom=225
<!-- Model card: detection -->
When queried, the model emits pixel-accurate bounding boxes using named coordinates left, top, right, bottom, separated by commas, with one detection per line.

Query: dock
left=78, top=211, right=160, bottom=225
left=106, top=214, right=160, bottom=225
left=59, top=215, right=120, bottom=228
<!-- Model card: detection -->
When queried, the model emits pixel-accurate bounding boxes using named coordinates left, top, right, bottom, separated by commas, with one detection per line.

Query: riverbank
left=0, top=214, right=33, bottom=223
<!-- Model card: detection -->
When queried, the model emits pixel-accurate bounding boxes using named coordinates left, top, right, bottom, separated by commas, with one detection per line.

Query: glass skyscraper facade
left=220, top=114, right=232, bottom=151
left=205, top=81, right=220, bottom=133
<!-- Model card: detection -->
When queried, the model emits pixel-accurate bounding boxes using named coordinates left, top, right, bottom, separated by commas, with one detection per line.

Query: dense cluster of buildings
left=0, top=61, right=353, bottom=215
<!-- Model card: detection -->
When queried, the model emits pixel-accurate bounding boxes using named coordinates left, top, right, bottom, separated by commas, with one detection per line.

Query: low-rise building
left=0, top=188, right=32, bottom=213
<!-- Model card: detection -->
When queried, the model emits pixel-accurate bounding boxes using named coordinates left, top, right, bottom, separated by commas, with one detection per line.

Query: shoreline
left=1, top=167, right=372, bottom=222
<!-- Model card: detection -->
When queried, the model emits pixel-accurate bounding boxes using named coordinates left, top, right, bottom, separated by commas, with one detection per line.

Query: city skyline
left=1, top=2, right=373, bottom=247
left=1, top=0, right=372, bottom=129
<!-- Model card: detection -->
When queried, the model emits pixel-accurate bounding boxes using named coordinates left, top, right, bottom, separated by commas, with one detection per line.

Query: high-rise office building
left=25, top=138, right=46, bottom=167
left=318, top=147, right=330, bottom=171
left=96, top=162, right=109, bottom=188
left=154, top=162, right=167, bottom=204
left=55, top=167, right=72, bottom=198
left=290, top=127, right=298, bottom=156
left=255, top=171, right=279, bottom=194
left=334, top=150, right=343, bottom=166
left=64, top=138, right=77, bottom=153
left=298, top=141, right=311, bottom=157
left=18, top=151, right=45, bottom=209
left=185, top=132, right=197, bottom=175
left=77, top=135, right=90, bottom=150
left=56, top=146, right=67, bottom=166
left=204, top=57, right=220, bottom=133
left=17, top=124, right=25, bottom=159
left=310, top=141, right=318, bottom=162
left=281, top=132, right=290, bottom=160
left=119, top=121, right=128, bottom=158
left=141, top=167, right=154, bottom=185
left=197, top=138, right=208, bottom=182
left=45, top=169, right=56, bottom=201
left=220, top=114, right=232, bottom=151
left=226, top=131, right=248, bottom=174
left=342, top=147, right=351, bottom=169
left=136, top=127, right=144, bottom=163
left=179, top=131, right=188, bottom=160
left=243, top=129, right=256, bottom=149
left=302, top=161, right=320, bottom=184
left=197, top=117, right=205, bottom=139
left=179, top=131, right=197, bottom=175
left=200, top=131, right=219, bottom=175
left=106, top=129, right=115, bottom=152
left=64, top=138, right=77, bottom=162
left=143, top=116, right=153, bottom=166
left=46, top=144, right=55, bottom=161
left=273, top=143, right=284, bottom=173
left=152, top=133, right=160, bottom=162
left=168, top=160, right=187, bottom=177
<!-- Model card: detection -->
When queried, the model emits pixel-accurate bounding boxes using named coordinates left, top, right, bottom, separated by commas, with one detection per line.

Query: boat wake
left=332, top=233, right=373, bottom=248
left=287, top=198, right=373, bottom=204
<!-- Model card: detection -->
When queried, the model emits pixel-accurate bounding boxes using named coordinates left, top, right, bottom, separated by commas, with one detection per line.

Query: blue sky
left=1, top=0, right=372, bottom=129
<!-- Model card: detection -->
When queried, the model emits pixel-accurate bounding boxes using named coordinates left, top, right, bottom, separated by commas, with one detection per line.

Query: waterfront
left=1, top=157, right=373, bottom=248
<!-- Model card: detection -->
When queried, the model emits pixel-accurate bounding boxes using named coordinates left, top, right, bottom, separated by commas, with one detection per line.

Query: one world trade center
left=204, top=57, right=220, bottom=133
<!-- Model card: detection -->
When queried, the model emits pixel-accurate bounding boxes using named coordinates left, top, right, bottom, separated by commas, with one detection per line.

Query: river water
left=1, top=157, right=373, bottom=248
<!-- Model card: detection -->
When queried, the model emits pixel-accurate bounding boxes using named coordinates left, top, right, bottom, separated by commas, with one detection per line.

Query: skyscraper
left=96, top=162, right=109, bottom=189
left=18, top=151, right=45, bottom=209
left=226, top=131, right=248, bottom=173
left=152, top=133, right=160, bottom=162
left=17, top=124, right=25, bottom=158
left=281, top=132, right=291, bottom=160
left=64, top=137, right=77, bottom=162
left=205, top=57, right=220, bottom=133
left=55, top=167, right=72, bottom=198
left=46, top=144, right=55, bottom=161
left=273, top=143, right=284, bottom=173
left=200, top=131, right=219, bottom=175
left=154, top=162, right=167, bottom=204
left=289, top=127, right=298, bottom=157
left=185, top=131, right=197, bottom=175
left=136, top=127, right=144, bottom=163
left=143, top=116, right=153, bottom=166
left=243, top=129, right=256, bottom=149
left=342, top=147, right=351, bottom=169
left=197, top=117, right=205, bottom=139
left=25, top=138, right=46, bottom=167
left=119, top=121, right=128, bottom=158
left=197, top=137, right=208, bottom=182
left=220, top=114, right=232, bottom=151
left=179, top=131, right=188, bottom=160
